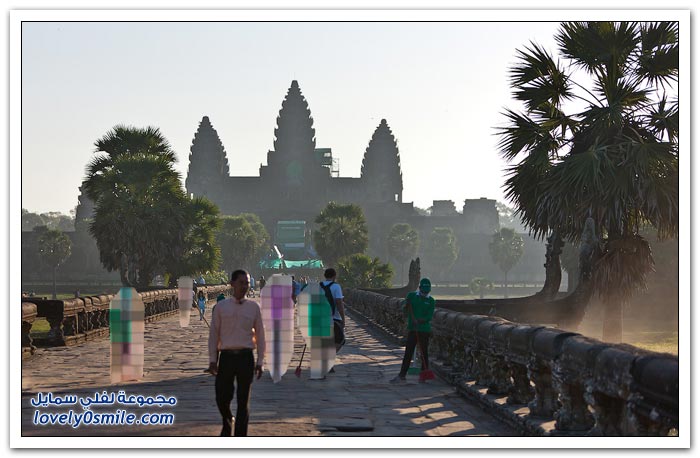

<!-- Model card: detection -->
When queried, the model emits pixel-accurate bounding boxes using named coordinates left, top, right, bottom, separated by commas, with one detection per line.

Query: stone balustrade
left=21, top=285, right=231, bottom=349
left=344, top=288, right=678, bottom=436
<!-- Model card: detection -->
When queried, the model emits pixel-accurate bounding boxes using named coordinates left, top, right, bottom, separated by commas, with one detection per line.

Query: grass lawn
left=624, top=331, right=678, bottom=356
left=29, top=318, right=50, bottom=338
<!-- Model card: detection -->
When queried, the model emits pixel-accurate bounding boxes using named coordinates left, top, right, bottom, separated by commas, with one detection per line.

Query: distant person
left=197, top=290, right=207, bottom=321
left=198, top=275, right=206, bottom=286
left=247, top=275, right=256, bottom=298
left=320, top=268, right=346, bottom=354
left=258, top=276, right=266, bottom=290
left=391, top=278, right=436, bottom=384
left=207, top=270, right=266, bottom=437
left=291, top=275, right=301, bottom=303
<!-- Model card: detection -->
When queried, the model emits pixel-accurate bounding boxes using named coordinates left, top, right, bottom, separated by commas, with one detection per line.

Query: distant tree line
left=22, top=208, right=75, bottom=232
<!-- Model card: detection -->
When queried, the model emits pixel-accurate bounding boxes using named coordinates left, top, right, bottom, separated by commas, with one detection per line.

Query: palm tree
left=387, top=223, right=420, bottom=282
left=85, top=125, right=220, bottom=288
left=498, top=22, right=678, bottom=341
left=36, top=226, right=72, bottom=299
left=489, top=228, right=525, bottom=298
left=313, top=202, right=369, bottom=267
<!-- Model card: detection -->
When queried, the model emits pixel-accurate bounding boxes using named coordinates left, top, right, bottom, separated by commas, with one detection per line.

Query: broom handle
left=296, top=344, right=306, bottom=371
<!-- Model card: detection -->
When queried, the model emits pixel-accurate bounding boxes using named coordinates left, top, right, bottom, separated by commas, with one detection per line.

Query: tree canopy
left=337, top=253, right=393, bottom=289
left=84, top=125, right=220, bottom=288
left=422, top=227, right=458, bottom=281
left=497, top=22, right=678, bottom=328
left=36, top=226, right=72, bottom=299
left=216, top=214, right=268, bottom=273
left=489, top=227, right=524, bottom=296
left=313, top=202, right=369, bottom=267
left=387, top=223, right=419, bottom=281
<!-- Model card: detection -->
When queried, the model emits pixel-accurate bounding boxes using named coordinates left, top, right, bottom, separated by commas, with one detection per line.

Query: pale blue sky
left=23, top=20, right=566, bottom=215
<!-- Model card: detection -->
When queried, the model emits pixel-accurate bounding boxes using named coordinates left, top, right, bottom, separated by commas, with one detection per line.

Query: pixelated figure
left=109, top=287, right=145, bottom=383
left=297, top=283, right=335, bottom=379
left=260, top=274, right=294, bottom=383
left=178, top=276, right=193, bottom=327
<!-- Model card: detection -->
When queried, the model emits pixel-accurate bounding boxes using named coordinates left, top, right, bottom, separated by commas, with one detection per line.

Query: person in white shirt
left=207, top=269, right=266, bottom=437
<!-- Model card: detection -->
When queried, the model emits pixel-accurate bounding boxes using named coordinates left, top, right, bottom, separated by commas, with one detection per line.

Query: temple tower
left=260, top=80, right=329, bottom=191
left=74, top=182, right=95, bottom=231
left=360, top=119, right=403, bottom=203
left=185, top=116, right=230, bottom=199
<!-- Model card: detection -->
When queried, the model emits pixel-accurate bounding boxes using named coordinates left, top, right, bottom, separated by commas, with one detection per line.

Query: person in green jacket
left=390, top=278, right=436, bottom=383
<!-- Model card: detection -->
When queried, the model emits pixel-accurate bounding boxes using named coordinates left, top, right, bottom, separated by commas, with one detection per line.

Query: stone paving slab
left=20, top=307, right=516, bottom=437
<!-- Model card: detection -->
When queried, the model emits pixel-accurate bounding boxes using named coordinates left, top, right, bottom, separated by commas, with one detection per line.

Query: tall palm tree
left=313, top=202, right=369, bottom=267
left=85, top=125, right=220, bottom=288
left=498, top=22, right=678, bottom=341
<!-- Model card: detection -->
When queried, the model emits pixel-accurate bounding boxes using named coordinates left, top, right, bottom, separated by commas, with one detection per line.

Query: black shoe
left=329, top=367, right=336, bottom=373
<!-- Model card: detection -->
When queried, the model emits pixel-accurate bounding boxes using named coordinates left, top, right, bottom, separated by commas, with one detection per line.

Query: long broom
left=407, top=301, right=435, bottom=382
left=294, top=344, right=307, bottom=377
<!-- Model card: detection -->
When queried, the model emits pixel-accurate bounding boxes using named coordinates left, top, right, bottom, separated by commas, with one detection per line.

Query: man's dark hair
left=231, top=269, right=249, bottom=283
left=324, top=268, right=336, bottom=279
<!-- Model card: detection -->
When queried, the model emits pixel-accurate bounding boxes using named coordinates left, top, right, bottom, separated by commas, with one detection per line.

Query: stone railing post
left=552, top=336, right=608, bottom=431
left=505, top=325, right=543, bottom=405
left=488, top=322, right=516, bottom=395
left=527, top=328, right=578, bottom=418
left=22, top=302, right=38, bottom=354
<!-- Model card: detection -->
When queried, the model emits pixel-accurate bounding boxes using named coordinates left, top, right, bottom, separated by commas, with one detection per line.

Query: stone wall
left=21, top=285, right=231, bottom=351
left=344, top=288, right=679, bottom=436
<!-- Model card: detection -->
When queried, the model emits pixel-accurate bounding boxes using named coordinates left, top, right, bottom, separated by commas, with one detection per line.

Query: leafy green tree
left=489, top=228, right=524, bottom=298
left=240, top=213, right=270, bottom=261
left=22, top=209, right=46, bottom=232
left=422, top=227, right=458, bottom=283
left=36, top=226, right=72, bottom=299
left=22, top=209, right=75, bottom=232
left=387, top=223, right=419, bottom=282
left=164, top=197, right=222, bottom=285
left=199, top=270, right=230, bottom=285
left=498, top=22, right=678, bottom=340
left=85, top=125, right=219, bottom=288
left=217, top=215, right=262, bottom=273
left=337, top=254, right=393, bottom=289
left=313, top=202, right=369, bottom=267
left=469, top=277, right=494, bottom=299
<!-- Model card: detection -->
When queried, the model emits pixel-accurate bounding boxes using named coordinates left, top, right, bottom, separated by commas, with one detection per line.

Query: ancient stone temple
left=185, top=80, right=408, bottom=239
left=182, top=80, right=534, bottom=282
left=56, top=80, right=544, bottom=286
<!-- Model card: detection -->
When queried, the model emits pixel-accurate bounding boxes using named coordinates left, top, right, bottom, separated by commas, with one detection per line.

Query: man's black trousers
left=215, top=350, right=254, bottom=436
left=398, top=331, right=431, bottom=377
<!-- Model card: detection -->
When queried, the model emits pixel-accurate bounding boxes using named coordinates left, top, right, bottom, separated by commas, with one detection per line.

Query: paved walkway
left=21, top=307, right=515, bottom=437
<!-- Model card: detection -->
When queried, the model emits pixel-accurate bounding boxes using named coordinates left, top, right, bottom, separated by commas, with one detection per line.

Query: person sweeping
left=390, top=278, right=436, bottom=384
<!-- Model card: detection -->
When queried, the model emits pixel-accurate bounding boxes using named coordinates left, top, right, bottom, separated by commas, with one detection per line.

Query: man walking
left=391, top=278, right=435, bottom=383
left=320, top=268, right=346, bottom=353
left=208, top=269, right=266, bottom=436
